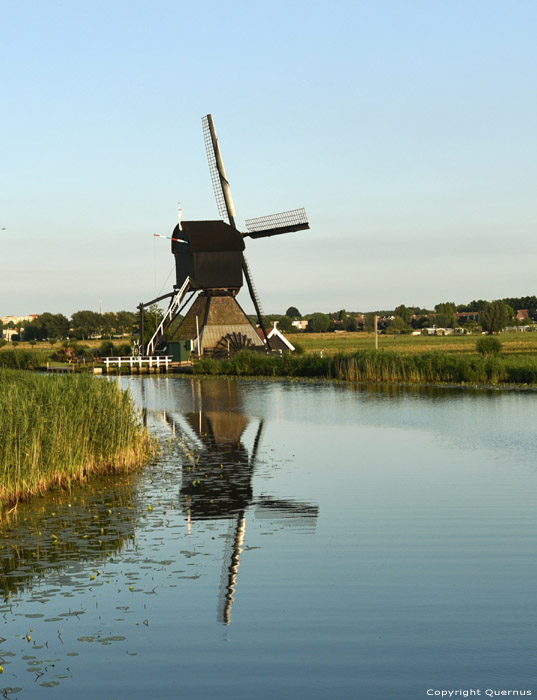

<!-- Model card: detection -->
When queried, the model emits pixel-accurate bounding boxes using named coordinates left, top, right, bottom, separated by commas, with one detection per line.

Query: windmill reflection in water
left=161, top=380, right=319, bottom=625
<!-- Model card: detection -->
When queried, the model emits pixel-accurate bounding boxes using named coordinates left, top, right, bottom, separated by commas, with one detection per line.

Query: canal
left=1, top=377, right=536, bottom=699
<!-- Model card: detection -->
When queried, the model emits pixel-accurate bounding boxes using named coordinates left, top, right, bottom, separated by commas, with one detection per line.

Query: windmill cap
left=172, top=221, right=245, bottom=252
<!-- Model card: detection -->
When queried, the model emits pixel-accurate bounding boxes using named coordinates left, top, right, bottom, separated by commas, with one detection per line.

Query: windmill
left=140, top=114, right=309, bottom=357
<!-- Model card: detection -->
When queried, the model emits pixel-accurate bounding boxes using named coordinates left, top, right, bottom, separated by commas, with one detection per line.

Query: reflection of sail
left=161, top=378, right=318, bottom=625
left=218, top=512, right=246, bottom=625
left=254, top=497, right=319, bottom=530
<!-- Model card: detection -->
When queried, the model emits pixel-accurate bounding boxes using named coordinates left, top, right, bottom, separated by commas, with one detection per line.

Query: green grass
left=0, top=370, right=152, bottom=509
left=293, top=330, right=537, bottom=356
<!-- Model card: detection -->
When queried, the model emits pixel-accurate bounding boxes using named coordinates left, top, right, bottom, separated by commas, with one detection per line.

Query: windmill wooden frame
left=140, top=114, right=309, bottom=357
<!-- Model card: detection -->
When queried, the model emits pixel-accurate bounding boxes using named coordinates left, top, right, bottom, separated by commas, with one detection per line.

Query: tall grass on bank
left=193, top=349, right=537, bottom=385
left=0, top=370, right=152, bottom=508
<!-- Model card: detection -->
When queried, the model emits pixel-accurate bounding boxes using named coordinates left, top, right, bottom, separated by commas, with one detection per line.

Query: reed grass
left=193, top=349, right=537, bottom=386
left=0, top=349, right=51, bottom=369
left=0, top=370, right=152, bottom=508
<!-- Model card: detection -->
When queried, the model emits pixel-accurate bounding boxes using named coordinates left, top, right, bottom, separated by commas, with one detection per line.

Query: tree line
left=375, top=299, right=529, bottom=335
left=1, top=294, right=535, bottom=345
left=263, top=296, right=536, bottom=335
left=1, top=310, right=138, bottom=343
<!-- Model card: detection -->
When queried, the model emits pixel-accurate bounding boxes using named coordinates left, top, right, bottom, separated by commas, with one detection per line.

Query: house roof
left=264, top=322, right=295, bottom=351
left=516, top=309, right=530, bottom=320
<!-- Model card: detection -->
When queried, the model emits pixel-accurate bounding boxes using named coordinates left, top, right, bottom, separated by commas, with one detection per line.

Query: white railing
left=145, top=276, right=192, bottom=356
left=103, top=355, right=172, bottom=372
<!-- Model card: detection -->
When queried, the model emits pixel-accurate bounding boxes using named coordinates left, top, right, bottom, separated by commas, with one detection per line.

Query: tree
left=388, top=316, right=412, bottom=334
left=286, top=306, right=301, bottom=319
left=364, top=313, right=377, bottom=332
left=345, top=316, right=357, bottom=332
left=434, top=302, right=458, bottom=328
left=394, top=304, right=413, bottom=324
left=22, top=319, right=43, bottom=341
left=413, top=315, right=431, bottom=330
left=307, top=312, right=330, bottom=333
left=101, top=312, right=117, bottom=339
left=116, top=310, right=136, bottom=335
left=501, top=296, right=537, bottom=312
left=22, top=313, right=69, bottom=341
left=50, top=314, right=70, bottom=339
left=277, top=315, right=293, bottom=332
left=480, top=301, right=512, bottom=334
left=71, top=310, right=101, bottom=339
left=142, top=305, right=164, bottom=345
left=458, top=299, right=489, bottom=312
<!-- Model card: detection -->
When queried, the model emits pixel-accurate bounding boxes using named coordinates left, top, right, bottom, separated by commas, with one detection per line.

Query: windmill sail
left=244, top=208, right=309, bottom=239
left=242, top=256, right=272, bottom=352
left=202, top=114, right=236, bottom=226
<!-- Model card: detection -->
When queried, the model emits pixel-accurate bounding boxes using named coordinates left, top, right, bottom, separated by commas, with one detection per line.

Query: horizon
left=2, top=292, right=534, bottom=323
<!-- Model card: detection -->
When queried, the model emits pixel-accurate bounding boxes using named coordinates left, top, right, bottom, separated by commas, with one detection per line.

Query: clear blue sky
left=2, top=0, right=536, bottom=317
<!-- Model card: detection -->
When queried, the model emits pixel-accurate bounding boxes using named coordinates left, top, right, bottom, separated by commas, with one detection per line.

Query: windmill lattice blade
left=202, top=114, right=236, bottom=223
left=244, top=208, right=309, bottom=239
left=242, top=255, right=271, bottom=351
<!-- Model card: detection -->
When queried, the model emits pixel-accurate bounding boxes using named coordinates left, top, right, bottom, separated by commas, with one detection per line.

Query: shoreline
left=0, top=369, right=154, bottom=511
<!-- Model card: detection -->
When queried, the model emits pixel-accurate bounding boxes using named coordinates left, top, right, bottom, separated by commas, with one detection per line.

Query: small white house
left=262, top=322, right=295, bottom=353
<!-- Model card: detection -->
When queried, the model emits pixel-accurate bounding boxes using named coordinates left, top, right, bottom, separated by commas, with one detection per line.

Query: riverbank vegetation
left=194, top=348, right=537, bottom=386
left=0, top=370, right=152, bottom=509
left=3, top=330, right=537, bottom=386
left=0, top=341, right=135, bottom=369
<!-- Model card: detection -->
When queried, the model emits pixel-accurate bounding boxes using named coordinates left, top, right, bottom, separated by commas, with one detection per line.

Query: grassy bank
left=0, top=370, right=152, bottom=508
left=0, top=348, right=52, bottom=369
left=194, top=349, right=537, bottom=386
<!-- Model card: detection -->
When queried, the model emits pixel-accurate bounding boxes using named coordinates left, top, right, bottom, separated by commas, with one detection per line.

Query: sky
left=1, top=0, right=536, bottom=317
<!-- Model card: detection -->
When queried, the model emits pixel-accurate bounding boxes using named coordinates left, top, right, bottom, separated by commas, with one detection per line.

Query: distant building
left=291, top=319, right=308, bottom=331
left=1, top=314, right=39, bottom=340
left=259, top=322, right=295, bottom=353
left=456, top=311, right=480, bottom=323
left=424, top=327, right=453, bottom=336
left=516, top=309, right=530, bottom=321
left=1, top=314, right=39, bottom=325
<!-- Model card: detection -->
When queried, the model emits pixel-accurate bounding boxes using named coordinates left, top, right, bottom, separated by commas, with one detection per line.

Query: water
left=1, top=377, right=537, bottom=699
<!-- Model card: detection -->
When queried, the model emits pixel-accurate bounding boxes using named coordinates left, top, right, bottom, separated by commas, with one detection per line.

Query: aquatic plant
left=0, top=349, right=51, bottom=369
left=0, top=370, right=152, bottom=508
left=193, top=349, right=537, bottom=386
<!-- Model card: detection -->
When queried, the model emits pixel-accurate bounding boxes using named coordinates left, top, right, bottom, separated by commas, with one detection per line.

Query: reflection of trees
left=162, top=378, right=319, bottom=625
left=0, top=473, right=142, bottom=600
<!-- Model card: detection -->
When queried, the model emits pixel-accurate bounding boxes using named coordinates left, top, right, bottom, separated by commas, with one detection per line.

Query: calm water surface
left=1, top=377, right=537, bottom=699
